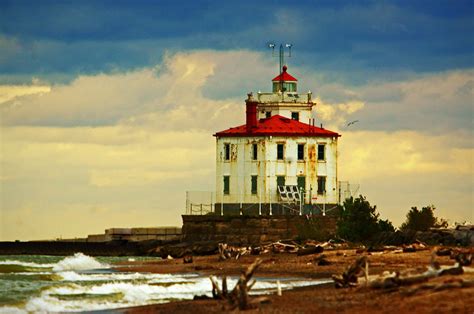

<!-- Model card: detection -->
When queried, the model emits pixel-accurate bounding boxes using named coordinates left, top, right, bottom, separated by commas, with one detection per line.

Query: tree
left=400, top=205, right=447, bottom=232
left=337, top=195, right=394, bottom=242
left=378, top=219, right=396, bottom=232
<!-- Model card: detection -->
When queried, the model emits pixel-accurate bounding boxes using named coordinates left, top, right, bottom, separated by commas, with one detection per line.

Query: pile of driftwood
left=435, top=247, right=472, bottom=266
left=332, top=248, right=474, bottom=294
left=208, top=258, right=269, bottom=310
left=218, top=243, right=251, bottom=260
left=365, top=239, right=429, bottom=254
left=217, top=240, right=328, bottom=260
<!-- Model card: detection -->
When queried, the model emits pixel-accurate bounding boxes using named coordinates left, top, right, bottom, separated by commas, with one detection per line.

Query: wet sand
left=114, top=249, right=474, bottom=313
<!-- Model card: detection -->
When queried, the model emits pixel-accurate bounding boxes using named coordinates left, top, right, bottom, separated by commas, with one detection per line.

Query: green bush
left=400, top=205, right=448, bottom=231
left=337, top=195, right=394, bottom=243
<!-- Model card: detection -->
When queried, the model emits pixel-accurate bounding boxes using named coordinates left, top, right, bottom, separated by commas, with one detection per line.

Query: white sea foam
left=58, top=271, right=188, bottom=282
left=11, top=276, right=328, bottom=312
left=0, top=260, right=56, bottom=268
left=52, top=253, right=107, bottom=272
left=0, top=254, right=329, bottom=313
left=0, top=307, right=26, bottom=314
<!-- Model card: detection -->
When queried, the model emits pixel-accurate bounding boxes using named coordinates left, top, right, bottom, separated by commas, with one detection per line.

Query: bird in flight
left=346, top=120, right=359, bottom=127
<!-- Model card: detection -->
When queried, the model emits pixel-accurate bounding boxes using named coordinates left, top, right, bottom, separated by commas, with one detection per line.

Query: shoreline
left=111, top=248, right=474, bottom=313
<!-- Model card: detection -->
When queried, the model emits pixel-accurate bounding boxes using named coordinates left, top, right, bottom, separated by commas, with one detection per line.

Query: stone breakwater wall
left=182, top=215, right=338, bottom=245
left=0, top=240, right=165, bottom=256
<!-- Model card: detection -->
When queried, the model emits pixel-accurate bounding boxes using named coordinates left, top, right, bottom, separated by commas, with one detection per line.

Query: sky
left=0, top=0, right=473, bottom=240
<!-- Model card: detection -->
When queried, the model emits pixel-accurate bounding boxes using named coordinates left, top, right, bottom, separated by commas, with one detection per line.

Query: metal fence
left=185, top=182, right=359, bottom=216
left=185, top=191, right=216, bottom=215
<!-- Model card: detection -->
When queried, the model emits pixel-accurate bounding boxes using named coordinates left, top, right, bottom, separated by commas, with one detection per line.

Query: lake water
left=0, top=253, right=330, bottom=312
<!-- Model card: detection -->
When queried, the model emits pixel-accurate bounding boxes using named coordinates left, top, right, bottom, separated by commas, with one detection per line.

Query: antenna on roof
left=268, top=43, right=275, bottom=56
left=268, top=42, right=293, bottom=75
left=268, top=42, right=293, bottom=99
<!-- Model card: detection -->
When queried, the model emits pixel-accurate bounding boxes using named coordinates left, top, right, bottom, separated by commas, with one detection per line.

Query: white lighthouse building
left=214, top=65, right=341, bottom=215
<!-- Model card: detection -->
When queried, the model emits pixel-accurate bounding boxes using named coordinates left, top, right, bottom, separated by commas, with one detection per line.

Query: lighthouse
left=214, top=65, right=341, bottom=215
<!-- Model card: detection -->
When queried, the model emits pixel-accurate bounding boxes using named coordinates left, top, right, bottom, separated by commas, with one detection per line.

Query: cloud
left=316, top=98, right=365, bottom=127
left=339, top=130, right=472, bottom=179
left=314, top=69, right=474, bottom=134
left=1, top=50, right=472, bottom=240
left=0, top=51, right=255, bottom=130
left=1, top=2, right=472, bottom=86
left=0, top=84, right=50, bottom=104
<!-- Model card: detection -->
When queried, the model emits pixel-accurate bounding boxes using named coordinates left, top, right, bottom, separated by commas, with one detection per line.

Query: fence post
left=269, top=188, right=273, bottom=216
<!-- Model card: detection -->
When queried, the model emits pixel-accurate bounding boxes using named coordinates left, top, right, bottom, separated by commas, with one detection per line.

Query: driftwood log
left=313, top=254, right=331, bottom=266
left=366, top=252, right=466, bottom=290
left=210, top=258, right=268, bottom=310
left=332, top=256, right=368, bottom=288
left=297, top=245, right=324, bottom=256
left=183, top=254, right=193, bottom=264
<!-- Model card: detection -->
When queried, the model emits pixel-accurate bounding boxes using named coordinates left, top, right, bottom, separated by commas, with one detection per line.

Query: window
left=318, top=144, right=325, bottom=161
left=251, top=175, right=258, bottom=195
left=224, top=143, right=230, bottom=161
left=291, top=112, right=299, bottom=121
left=297, top=144, right=305, bottom=160
left=252, top=143, right=257, bottom=160
left=297, top=176, right=306, bottom=192
left=317, top=176, right=326, bottom=195
left=223, top=176, right=230, bottom=195
left=265, top=111, right=272, bottom=118
left=277, top=176, right=286, bottom=188
left=277, top=143, right=284, bottom=160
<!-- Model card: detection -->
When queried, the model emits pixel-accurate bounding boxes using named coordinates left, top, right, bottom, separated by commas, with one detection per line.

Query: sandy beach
left=113, top=248, right=474, bottom=313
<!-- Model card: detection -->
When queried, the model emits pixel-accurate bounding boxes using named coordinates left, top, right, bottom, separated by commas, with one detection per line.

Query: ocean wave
left=52, top=253, right=108, bottom=272
left=0, top=260, right=55, bottom=269
left=0, top=253, right=107, bottom=274
left=58, top=271, right=187, bottom=282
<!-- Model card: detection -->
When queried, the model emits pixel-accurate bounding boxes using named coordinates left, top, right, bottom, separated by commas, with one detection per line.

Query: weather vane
left=268, top=42, right=292, bottom=73
left=268, top=42, right=293, bottom=94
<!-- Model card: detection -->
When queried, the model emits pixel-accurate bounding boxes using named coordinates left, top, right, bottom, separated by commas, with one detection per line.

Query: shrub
left=337, top=195, right=393, bottom=243
left=400, top=205, right=447, bottom=232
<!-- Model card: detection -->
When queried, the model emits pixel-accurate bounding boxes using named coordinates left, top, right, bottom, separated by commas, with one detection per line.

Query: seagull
left=346, top=120, right=359, bottom=127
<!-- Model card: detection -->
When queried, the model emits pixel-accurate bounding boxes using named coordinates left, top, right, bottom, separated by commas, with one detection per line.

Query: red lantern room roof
left=214, top=115, right=340, bottom=138
left=272, top=65, right=298, bottom=82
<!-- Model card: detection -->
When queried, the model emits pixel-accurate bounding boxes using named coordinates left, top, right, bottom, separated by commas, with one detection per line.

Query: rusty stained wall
left=215, top=135, right=338, bottom=205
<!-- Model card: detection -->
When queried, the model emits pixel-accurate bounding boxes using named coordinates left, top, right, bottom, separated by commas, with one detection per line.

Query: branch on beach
left=218, top=243, right=250, bottom=260
left=333, top=250, right=469, bottom=292
left=332, top=256, right=368, bottom=288
left=209, top=258, right=268, bottom=310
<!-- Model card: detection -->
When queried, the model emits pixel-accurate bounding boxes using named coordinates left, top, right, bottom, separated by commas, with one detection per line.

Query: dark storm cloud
left=0, top=1, right=472, bottom=84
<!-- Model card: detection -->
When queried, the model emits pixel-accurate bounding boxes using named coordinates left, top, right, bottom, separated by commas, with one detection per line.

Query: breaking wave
left=0, top=253, right=331, bottom=312
left=52, top=253, right=108, bottom=272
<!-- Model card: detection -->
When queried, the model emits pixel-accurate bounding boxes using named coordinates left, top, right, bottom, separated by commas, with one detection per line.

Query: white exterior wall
left=215, top=135, right=338, bottom=206
left=256, top=103, right=313, bottom=122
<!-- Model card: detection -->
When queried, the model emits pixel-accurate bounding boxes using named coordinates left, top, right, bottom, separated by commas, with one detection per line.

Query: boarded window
left=265, top=111, right=271, bottom=118
left=252, top=143, right=257, bottom=160
left=223, top=176, right=230, bottom=195
left=277, top=176, right=285, bottom=188
left=317, top=144, right=325, bottom=161
left=317, top=176, right=326, bottom=195
left=291, top=112, right=299, bottom=121
left=297, top=176, right=306, bottom=192
left=251, top=175, right=258, bottom=195
left=224, top=143, right=230, bottom=161
left=297, top=144, right=304, bottom=160
left=277, top=143, right=284, bottom=160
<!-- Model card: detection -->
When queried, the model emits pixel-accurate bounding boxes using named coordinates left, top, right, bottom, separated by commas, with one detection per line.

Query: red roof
left=272, top=65, right=298, bottom=82
left=214, top=115, right=340, bottom=138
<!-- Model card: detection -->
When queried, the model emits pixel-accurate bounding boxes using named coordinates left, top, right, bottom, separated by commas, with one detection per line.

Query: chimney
left=246, top=97, right=258, bottom=133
